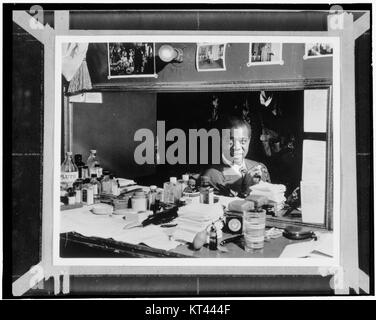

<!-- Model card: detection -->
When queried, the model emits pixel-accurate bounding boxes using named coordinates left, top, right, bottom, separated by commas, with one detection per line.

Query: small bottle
left=148, top=185, right=157, bottom=211
left=110, top=174, right=120, bottom=196
left=82, top=179, right=94, bottom=205
left=163, top=177, right=180, bottom=204
left=95, top=163, right=103, bottom=179
left=101, top=170, right=111, bottom=194
left=184, top=178, right=197, bottom=193
left=74, top=154, right=85, bottom=179
left=73, top=178, right=84, bottom=203
left=86, top=150, right=98, bottom=176
left=82, top=166, right=89, bottom=179
left=182, top=179, right=201, bottom=204
left=199, top=176, right=214, bottom=204
left=61, top=151, right=79, bottom=189
left=209, top=224, right=218, bottom=250
left=90, top=174, right=101, bottom=203
left=67, top=188, right=76, bottom=205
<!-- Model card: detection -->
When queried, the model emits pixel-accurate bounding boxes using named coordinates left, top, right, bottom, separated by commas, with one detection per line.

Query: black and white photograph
left=108, top=42, right=156, bottom=78
left=304, top=42, right=334, bottom=59
left=5, top=3, right=373, bottom=301
left=247, top=42, right=284, bottom=66
left=196, top=43, right=226, bottom=71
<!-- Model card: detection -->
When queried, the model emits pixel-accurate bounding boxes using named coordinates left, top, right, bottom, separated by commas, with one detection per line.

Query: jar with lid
left=131, top=191, right=147, bottom=212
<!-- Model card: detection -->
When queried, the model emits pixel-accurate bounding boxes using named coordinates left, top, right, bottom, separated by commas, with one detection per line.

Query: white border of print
left=303, top=42, right=334, bottom=60
left=196, top=43, right=227, bottom=72
left=107, top=42, right=157, bottom=78
left=55, top=35, right=340, bottom=271
left=247, top=42, right=284, bottom=66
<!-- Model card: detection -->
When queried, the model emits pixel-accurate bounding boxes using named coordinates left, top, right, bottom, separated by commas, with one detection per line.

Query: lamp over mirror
left=158, top=44, right=184, bottom=63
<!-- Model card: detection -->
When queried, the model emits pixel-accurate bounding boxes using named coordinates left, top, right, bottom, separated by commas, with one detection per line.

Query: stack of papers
left=116, top=178, right=136, bottom=188
left=249, top=181, right=286, bottom=203
left=173, top=203, right=224, bottom=243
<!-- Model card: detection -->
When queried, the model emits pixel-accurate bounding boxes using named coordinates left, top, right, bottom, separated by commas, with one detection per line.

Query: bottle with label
left=163, top=177, right=180, bottom=205
left=82, top=179, right=94, bottom=205
left=61, top=151, right=79, bottom=189
left=182, top=178, right=201, bottom=204
left=95, top=164, right=103, bottom=179
left=73, top=178, right=84, bottom=203
left=90, top=174, right=101, bottom=203
left=67, top=188, right=76, bottom=205
left=199, top=176, right=214, bottom=204
left=82, top=166, right=89, bottom=179
left=148, top=185, right=158, bottom=211
left=86, top=150, right=98, bottom=176
left=209, top=223, right=218, bottom=250
left=74, top=154, right=85, bottom=179
left=110, top=174, right=120, bottom=196
left=101, top=170, right=111, bottom=194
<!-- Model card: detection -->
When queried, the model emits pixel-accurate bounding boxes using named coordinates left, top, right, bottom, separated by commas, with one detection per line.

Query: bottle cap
left=103, top=170, right=110, bottom=175
left=182, top=174, right=189, bottom=181
left=109, top=174, right=114, bottom=179
left=91, top=174, right=97, bottom=178
left=66, top=151, right=73, bottom=156
left=83, top=178, right=91, bottom=184
left=83, top=166, right=89, bottom=169
left=170, top=177, right=177, bottom=184
left=95, top=164, right=100, bottom=167
left=90, top=149, right=96, bottom=153
left=150, top=185, right=157, bottom=190
left=74, top=154, right=82, bottom=160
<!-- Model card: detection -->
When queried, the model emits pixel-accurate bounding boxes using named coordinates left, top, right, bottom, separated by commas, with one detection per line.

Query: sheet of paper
left=304, top=89, right=328, bottom=133
left=302, top=140, right=327, bottom=183
left=279, top=240, right=316, bottom=258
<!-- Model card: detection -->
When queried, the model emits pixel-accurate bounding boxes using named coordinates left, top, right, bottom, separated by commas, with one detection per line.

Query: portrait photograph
left=196, top=43, right=226, bottom=72
left=247, top=42, right=284, bottom=66
left=304, top=42, right=334, bottom=59
left=108, top=42, right=156, bottom=78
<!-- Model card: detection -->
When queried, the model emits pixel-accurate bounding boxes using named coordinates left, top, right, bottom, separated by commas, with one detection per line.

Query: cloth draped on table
left=62, top=42, right=92, bottom=94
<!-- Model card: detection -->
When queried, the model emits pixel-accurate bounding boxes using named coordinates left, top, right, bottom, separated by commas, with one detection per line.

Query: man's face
left=222, top=126, right=250, bottom=165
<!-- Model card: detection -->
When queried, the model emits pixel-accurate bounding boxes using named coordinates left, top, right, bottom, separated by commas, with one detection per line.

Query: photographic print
left=304, top=42, right=334, bottom=59
left=108, top=42, right=156, bottom=78
left=196, top=43, right=226, bottom=71
left=247, top=42, right=284, bottom=66
left=8, top=4, right=371, bottom=299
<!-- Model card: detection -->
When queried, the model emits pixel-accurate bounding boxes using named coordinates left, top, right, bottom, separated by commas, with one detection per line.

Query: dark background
left=5, top=4, right=373, bottom=297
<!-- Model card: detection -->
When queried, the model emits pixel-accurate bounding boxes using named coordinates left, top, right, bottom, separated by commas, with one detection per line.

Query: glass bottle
left=74, top=154, right=85, bottom=179
left=73, top=178, right=84, bottom=203
left=82, top=178, right=94, bottom=205
left=178, top=174, right=189, bottom=198
left=86, top=150, right=98, bottom=176
left=148, top=185, right=157, bottom=211
left=95, top=163, right=103, bottom=179
left=209, top=223, right=218, bottom=250
left=90, top=174, right=101, bottom=203
left=110, top=174, right=120, bottom=196
left=163, top=177, right=180, bottom=204
left=199, top=176, right=214, bottom=204
left=101, top=170, right=111, bottom=194
left=61, top=151, right=78, bottom=189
